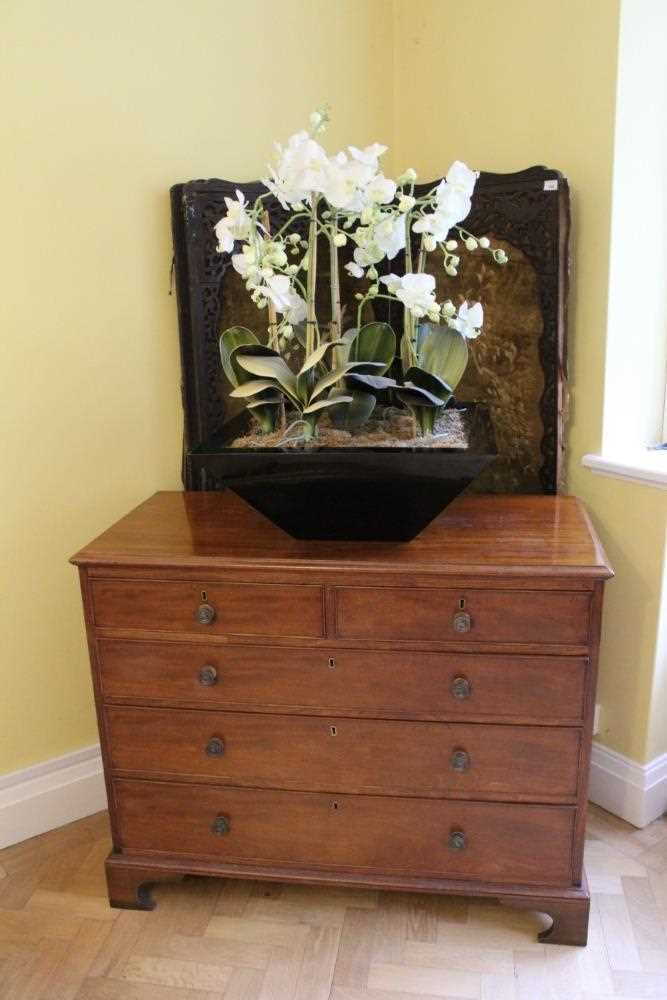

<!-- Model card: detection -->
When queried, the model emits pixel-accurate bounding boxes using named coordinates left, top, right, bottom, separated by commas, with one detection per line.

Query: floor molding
left=0, top=744, right=107, bottom=849
left=588, top=741, right=667, bottom=828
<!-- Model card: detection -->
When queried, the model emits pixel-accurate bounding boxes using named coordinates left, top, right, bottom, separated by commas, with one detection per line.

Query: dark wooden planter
left=186, top=404, right=496, bottom=541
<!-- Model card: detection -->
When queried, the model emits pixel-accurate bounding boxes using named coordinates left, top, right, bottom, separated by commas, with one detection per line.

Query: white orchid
left=381, top=272, right=438, bottom=319
left=345, top=261, right=365, bottom=279
left=366, top=173, right=397, bottom=205
left=214, top=190, right=251, bottom=253
left=372, top=214, right=405, bottom=260
left=263, top=274, right=307, bottom=324
left=263, top=130, right=330, bottom=209
left=449, top=300, right=484, bottom=339
left=411, top=160, right=478, bottom=244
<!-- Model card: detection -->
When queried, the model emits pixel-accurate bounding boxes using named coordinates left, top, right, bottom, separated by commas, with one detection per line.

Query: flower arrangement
left=215, top=108, right=507, bottom=443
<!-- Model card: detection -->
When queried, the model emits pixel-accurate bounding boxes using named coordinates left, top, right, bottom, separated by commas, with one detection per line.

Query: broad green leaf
left=236, top=353, right=300, bottom=405
left=333, top=326, right=359, bottom=368
left=345, top=374, right=396, bottom=392
left=397, top=381, right=448, bottom=407
left=309, top=366, right=350, bottom=402
left=419, top=323, right=469, bottom=390
left=404, top=366, right=452, bottom=397
left=229, top=378, right=282, bottom=399
left=302, top=394, right=353, bottom=415
left=351, top=322, right=396, bottom=373
left=219, top=326, right=258, bottom=386
left=230, top=343, right=279, bottom=385
left=345, top=361, right=386, bottom=375
left=330, top=389, right=376, bottom=430
left=246, top=393, right=283, bottom=408
left=298, top=339, right=346, bottom=375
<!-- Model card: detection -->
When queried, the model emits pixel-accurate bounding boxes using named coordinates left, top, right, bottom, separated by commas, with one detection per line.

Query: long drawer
left=335, top=586, right=591, bottom=645
left=106, top=707, right=581, bottom=800
left=90, top=580, right=324, bottom=638
left=97, top=640, right=588, bottom=725
left=114, top=778, right=575, bottom=886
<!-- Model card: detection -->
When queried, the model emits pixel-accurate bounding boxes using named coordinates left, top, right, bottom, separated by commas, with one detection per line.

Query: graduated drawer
left=114, top=778, right=575, bottom=886
left=105, top=707, right=581, bottom=801
left=97, top=640, right=588, bottom=725
left=90, top=579, right=324, bottom=639
left=335, top=586, right=591, bottom=645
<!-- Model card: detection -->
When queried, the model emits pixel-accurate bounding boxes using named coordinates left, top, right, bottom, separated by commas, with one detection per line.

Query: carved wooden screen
left=171, top=166, right=569, bottom=493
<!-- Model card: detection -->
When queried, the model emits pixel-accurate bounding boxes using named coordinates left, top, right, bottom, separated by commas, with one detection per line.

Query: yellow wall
left=0, top=0, right=393, bottom=774
left=2, top=0, right=663, bottom=776
left=395, top=0, right=667, bottom=763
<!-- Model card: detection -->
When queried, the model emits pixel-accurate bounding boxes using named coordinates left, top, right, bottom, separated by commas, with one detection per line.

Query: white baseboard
left=1, top=740, right=665, bottom=849
left=588, top=741, right=667, bottom=828
left=0, top=744, right=107, bottom=849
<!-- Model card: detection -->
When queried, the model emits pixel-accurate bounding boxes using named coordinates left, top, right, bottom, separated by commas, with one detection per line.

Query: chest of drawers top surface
left=71, top=490, right=611, bottom=581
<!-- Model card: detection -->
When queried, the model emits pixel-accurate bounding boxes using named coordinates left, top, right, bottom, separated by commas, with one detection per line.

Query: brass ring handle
left=453, top=611, right=471, bottom=633
left=198, top=665, right=218, bottom=686
left=205, top=737, right=225, bottom=757
left=195, top=602, right=216, bottom=625
left=448, top=830, right=466, bottom=851
left=451, top=676, right=471, bottom=699
left=451, top=749, right=470, bottom=772
left=211, top=814, right=230, bottom=836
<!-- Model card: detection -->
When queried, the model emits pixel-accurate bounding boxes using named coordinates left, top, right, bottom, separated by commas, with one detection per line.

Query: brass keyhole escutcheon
left=330, top=725, right=338, bottom=737
left=328, top=657, right=336, bottom=670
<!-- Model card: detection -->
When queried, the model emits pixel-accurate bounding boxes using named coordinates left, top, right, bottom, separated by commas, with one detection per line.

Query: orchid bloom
left=449, top=300, right=484, bottom=339
left=263, top=275, right=307, bottom=325
left=214, top=190, right=251, bottom=254
left=381, top=273, right=439, bottom=319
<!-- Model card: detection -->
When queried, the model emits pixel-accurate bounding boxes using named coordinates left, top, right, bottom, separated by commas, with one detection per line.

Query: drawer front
left=106, top=707, right=581, bottom=800
left=98, top=640, right=588, bottom=724
left=335, top=587, right=591, bottom=645
left=91, top=580, right=324, bottom=638
left=114, top=778, right=575, bottom=885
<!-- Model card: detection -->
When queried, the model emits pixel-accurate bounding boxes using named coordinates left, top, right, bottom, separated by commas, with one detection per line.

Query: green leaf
left=219, top=326, right=259, bottom=386
left=397, top=382, right=448, bottom=407
left=298, top=339, right=346, bottom=375
left=330, top=389, right=377, bottom=430
left=309, top=366, right=350, bottom=402
left=229, top=379, right=283, bottom=399
left=229, top=343, right=279, bottom=385
left=419, top=323, right=469, bottom=390
left=235, top=352, right=300, bottom=405
left=302, top=394, right=353, bottom=415
left=404, top=367, right=452, bottom=397
left=346, top=373, right=396, bottom=392
left=246, top=394, right=283, bottom=408
left=350, top=322, right=396, bottom=373
left=345, top=361, right=387, bottom=375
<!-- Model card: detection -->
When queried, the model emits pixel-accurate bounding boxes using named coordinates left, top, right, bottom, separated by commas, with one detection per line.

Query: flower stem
left=329, top=213, right=341, bottom=339
left=305, top=193, right=319, bottom=356
left=262, top=210, right=279, bottom=349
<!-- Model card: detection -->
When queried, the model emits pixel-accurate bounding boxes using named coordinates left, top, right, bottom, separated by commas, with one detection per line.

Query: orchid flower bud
left=367, top=265, right=378, bottom=280
left=465, top=237, right=478, bottom=251
left=424, top=234, right=437, bottom=252
left=494, top=249, right=508, bottom=264
left=479, top=236, right=490, bottom=249
left=445, top=240, right=458, bottom=251
left=442, top=300, right=456, bottom=318
left=333, top=232, right=347, bottom=247
left=445, top=265, right=457, bottom=276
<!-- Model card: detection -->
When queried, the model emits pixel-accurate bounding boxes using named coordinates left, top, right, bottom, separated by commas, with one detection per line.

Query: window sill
left=582, top=451, right=667, bottom=489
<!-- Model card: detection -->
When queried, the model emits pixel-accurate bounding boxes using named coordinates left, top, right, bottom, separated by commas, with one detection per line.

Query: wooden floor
left=1, top=805, right=667, bottom=999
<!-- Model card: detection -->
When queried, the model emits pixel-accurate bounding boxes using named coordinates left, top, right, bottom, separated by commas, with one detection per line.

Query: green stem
left=305, top=193, right=320, bottom=356
left=329, top=213, right=341, bottom=339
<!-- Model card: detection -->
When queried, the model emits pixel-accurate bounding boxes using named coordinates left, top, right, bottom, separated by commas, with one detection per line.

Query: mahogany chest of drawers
left=71, top=490, right=612, bottom=945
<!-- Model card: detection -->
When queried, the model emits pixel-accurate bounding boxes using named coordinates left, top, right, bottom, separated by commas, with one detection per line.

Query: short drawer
left=335, top=586, right=591, bottom=645
left=97, top=640, right=588, bottom=724
left=114, top=778, right=575, bottom=886
left=106, top=707, right=581, bottom=801
left=90, top=580, right=324, bottom=638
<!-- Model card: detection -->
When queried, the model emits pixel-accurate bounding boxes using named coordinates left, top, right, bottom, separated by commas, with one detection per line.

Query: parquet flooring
left=1, top=804, right=667, bottom=998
